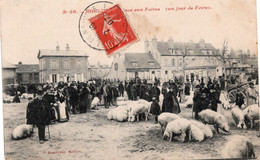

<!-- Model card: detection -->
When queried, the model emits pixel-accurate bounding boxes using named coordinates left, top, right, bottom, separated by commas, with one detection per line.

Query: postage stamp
left=79, top=2, right=137, bottom=55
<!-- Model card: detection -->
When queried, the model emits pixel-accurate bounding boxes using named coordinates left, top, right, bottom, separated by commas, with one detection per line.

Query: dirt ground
left=3, top=98, right=260, bottom=160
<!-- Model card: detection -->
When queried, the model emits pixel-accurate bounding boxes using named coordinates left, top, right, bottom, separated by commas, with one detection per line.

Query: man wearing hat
left=26, top=88, right=50, bottom=144
left=247, top=82, right=258, bottom=106
left=162, top=82, right=181, bottom=114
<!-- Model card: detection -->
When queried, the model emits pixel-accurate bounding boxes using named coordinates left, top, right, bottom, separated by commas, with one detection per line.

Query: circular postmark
left=79, top=1, right=128, bottom=51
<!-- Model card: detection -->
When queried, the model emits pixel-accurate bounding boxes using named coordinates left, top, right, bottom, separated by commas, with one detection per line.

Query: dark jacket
left=150, top=101, right=161, bottom=115
left=26, top=97, right=50, bottom=125
left=162, top=91, right=181, bottom=114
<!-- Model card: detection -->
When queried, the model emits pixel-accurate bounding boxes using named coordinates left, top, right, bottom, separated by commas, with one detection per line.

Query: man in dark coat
left=151, top=83, right=160, bottom=101
left=162, top=82, right=181, bottom=114
left=208, top=84, right=219, bottom=112
left=193, top=84, right=201, bottom=120
left=130, top=84, right=137, bottom=100
left=68, top=84, right=79, bottom=114
left=118, top=82, right=124, bottom=97
left=26, top=89, right=50, bottom=144
left=150, top=97, right=161, bottom=123
left=78, top=85, right=89, bottom=113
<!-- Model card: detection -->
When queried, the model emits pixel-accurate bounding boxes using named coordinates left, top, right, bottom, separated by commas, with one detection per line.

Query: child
left=150, top=97, right=161, bottom=123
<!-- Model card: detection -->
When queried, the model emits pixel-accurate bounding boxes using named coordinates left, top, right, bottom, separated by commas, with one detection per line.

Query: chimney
left=168, top=37, right=174, bottom=48
left=56, top=42, right=60, bottom=51
left=66, top=44, right=70, bottom=51
left=152, top=36, right=158, bottom=49
left=144, top=39, right=149, bottom=53
left=199, top=39, right=205, bottom=48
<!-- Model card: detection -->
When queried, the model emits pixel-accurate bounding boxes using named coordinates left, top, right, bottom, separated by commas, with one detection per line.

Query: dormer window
left=148, top=61, right=155, bottom=66
left=131, top=62, right=138, bottom=68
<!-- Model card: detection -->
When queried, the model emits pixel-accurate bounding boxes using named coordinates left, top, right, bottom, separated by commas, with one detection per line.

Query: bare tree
left=213, top=40, right=231, bottom=90
left=177, top=42, right=190, bottom=101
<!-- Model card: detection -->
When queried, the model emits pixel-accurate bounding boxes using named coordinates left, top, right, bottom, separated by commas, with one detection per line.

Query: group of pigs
left=107, top=99, right=152, bottom=122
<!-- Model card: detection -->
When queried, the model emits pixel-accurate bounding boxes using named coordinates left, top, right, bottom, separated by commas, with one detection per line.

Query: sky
left=0, top=0, right=257, bottom=65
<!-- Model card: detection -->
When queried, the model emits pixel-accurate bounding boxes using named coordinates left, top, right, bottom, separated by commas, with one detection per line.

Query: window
left=172, top=59, right=175, bottom=66
left=152, top=71, right=155, bottom=74
left=114, top=63, right=118, bottom=71
left=76, top=60, right=81, bottom=69
left=63, top=60, right=69, bottom=69
left=217, top=69, right=219, bottom=72
left=179, top=59, right=182, bottom=66
left=165, top=71, right=168, bottom=74
left=186, top=58, right=189, bottom=65
left=29, top=74, right=33, bottom=80
left=51, top=59, right=58, bottom=69
left=131, top=62, right=138, bottom=68
left=148, top=61, right=155, bottom=66
left=52, top=74, right=57, bottom=83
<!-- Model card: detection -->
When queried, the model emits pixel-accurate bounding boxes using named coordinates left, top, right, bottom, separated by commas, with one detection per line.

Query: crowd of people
left=4, top=75, right=257, bottom=143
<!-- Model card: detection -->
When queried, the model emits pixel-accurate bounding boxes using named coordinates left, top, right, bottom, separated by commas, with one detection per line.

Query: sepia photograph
left=0, top=0, right=259, bottom=159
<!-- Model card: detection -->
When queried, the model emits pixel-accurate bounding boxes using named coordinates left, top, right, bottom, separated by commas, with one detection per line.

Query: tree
left=213, top=40, right=231, bottom=90
left=177, top=42, right=190, bottom=101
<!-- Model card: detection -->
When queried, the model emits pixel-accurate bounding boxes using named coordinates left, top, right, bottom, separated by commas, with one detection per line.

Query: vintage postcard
left=0, top=0, right=259, bottom=159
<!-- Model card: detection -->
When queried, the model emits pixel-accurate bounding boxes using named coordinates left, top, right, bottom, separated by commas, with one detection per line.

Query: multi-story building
left=107, top=52, right=161, bottom=81
left=89, top=62, right=111, bottom=79
left=16, top=62, right=39, bottom=84
left=145, top=37, right=222, bottom=82
left=37, top=44, right=89, bottom=83
left=2, top=59, right=17, bottom=85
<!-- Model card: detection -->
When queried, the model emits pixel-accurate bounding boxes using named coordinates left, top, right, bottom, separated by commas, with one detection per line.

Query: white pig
left=163, top=118, right=191, bottom=142
left=243, top=104, right=259, bottom=129
left=11, top=124, right=33, bottom=140
left=231, top=106, right=247, bottom=129
left=190, top=124, right=204, bottom=142
left=221, top=135, right=255, bottom=158
left=158, top=112, right=181, bottom=134
left=128, top=104, right=148, bottom=122
left=190, top=120, right=213, bottom=139
left=91, top=97, right=100, bottom=109
left=198, top=109, right=230, bottom=133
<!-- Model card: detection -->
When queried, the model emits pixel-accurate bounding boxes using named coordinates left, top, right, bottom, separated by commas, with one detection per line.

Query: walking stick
left=48, top=125, right=50, bottom=138
left=191, top=104, right=194, bottom=119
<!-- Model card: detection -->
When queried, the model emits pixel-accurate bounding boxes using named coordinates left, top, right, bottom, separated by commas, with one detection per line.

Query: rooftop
left=125, top=53, right=161, bottom=69
left=156, top=41, right=217, bottom=56
left=16, top=64, right=39, bottom=73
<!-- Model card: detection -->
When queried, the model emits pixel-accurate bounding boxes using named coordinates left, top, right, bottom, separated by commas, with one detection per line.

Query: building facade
left=38, top=44, right=89, bottom=83
left=16, top=62, right=39, bottom=84
left=145, top=38, right=221, bottom=82
left=107, top=53, right=161, bottom=81
left=89, top=62, right=111, bottom=79
left=2, top=59, right=17, bottom=85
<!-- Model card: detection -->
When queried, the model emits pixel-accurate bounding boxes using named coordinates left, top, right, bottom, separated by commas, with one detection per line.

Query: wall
left=39, top=56, right=89, bottom=83
left=2, top=68, right=16, bottom=85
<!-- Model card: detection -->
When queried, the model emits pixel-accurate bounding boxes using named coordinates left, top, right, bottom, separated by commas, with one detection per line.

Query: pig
left=190, top=124, right=204, bottom=142
left=91, top=97, right=100, bottom=109
left=107, top=106, right=129, bottom=122
left=221, top=135, right=255, bottom=158
left=158, top=112, right=181, bottom=134
left=137, top=99, right=152, bottom=113
left=198, top=109, right=230, bottom=133
left=128, top=104, right=148, bottom=122
left=231, top=106, right=247, bottom=129
left=243, top=104, right=259, bottom=129
left=11, top=124, right=33, bottom=140
left=190, top=120, right=213, bottom=139
left=163, top=118, right=191, bottom=142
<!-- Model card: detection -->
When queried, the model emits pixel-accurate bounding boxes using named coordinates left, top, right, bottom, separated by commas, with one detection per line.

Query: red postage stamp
left=89, top=4, right=137, bottom=55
